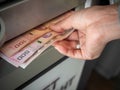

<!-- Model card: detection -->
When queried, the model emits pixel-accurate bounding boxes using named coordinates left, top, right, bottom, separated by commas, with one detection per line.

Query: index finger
left=50, top=12, right=75, bottom=32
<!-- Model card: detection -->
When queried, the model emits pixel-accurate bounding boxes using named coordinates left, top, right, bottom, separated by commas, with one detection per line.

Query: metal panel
left=0, top=17, right=5, bottom=46
left=0, top=0, right=85, bottom=42
left=0, top=47, right=64, bottom=90
left=0, top=0, right=86, bottom=90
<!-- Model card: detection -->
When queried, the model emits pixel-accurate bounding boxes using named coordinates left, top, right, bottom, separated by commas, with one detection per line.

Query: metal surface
left=0, top=0, right=85, bottom=42
left=0, top=17, right=5, bottom=47
left=0, top=0, right=86, bottom=90
left=0, top=47, right=64, bottom=90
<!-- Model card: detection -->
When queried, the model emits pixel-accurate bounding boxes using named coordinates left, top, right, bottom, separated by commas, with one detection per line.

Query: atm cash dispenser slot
left=0, top=0, right=85, bottom=42
left=0, top=13, right=75, bottom=69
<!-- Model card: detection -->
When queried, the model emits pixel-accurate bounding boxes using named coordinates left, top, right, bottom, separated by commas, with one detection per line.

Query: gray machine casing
left=0, top=0, right=86, bottom=90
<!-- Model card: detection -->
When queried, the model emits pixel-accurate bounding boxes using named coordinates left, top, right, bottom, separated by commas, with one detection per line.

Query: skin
left=50, top=4, right=120, bottom=60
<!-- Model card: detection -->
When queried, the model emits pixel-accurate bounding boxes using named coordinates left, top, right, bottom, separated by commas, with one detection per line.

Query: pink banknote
left=0, top=29, right=51, bottom=57
left=10, top=31, right=59, bottom=65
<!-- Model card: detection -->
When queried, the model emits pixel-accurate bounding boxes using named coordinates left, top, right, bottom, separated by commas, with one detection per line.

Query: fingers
left=54, top=42, right=105, bottom=60
left=50, top=10, right=86, bottom=33
left=67, top=31, right=79, bottom=41
left=53, top=40, right=79, bottom=49
left=53, top=35, right=107, bottom=60
left=50, top=19, right=73, bottom=32
left=53, top=41, right=85, bottom=59
left=53, top=40, right=85, bottom=59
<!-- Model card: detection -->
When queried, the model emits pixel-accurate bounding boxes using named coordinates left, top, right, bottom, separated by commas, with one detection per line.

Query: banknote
left=0, top=52, right=20, bottom=67
left=0, top=29, right=74, bottom=68
left=10, top=31, right=59, bottom=65
left=20, top=29, right=74, bottom=69
left=0, top=28, right=51, bottom=57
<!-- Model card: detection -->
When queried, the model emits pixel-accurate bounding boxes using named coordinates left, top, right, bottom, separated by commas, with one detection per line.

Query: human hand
left=51, top=4, right=120, bottom=60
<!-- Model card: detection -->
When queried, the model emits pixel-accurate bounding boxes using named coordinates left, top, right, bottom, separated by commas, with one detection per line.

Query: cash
left=0, top=11, right=74, bottom=69
left=0, top=29, right=74, bottom=68
left=11, top=31, right=59, bottom=66
left=0, top=29, right=51, bottom=57
left=20, top=29, right=74, bottom=69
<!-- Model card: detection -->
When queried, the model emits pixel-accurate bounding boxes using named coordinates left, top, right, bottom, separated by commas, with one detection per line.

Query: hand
left=50, top=4, right=120, bottom=60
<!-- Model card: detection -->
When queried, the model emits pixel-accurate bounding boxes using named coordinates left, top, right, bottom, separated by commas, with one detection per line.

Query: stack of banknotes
left=0, top=11, right=74, bottom=69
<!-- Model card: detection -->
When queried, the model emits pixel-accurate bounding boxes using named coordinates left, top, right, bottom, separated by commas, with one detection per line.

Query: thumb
left=50, top=15, right=74, bottom=32
left=50, top=10, right=86, bottom=32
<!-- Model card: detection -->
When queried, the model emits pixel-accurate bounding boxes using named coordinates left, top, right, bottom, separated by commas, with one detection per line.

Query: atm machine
left=0, top=0, right=98, bottom=90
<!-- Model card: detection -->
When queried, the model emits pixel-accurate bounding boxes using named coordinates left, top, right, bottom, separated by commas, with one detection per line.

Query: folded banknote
left=10, top=31, right=59, bottom=66
left=20, top=29, right=74, bottom=69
